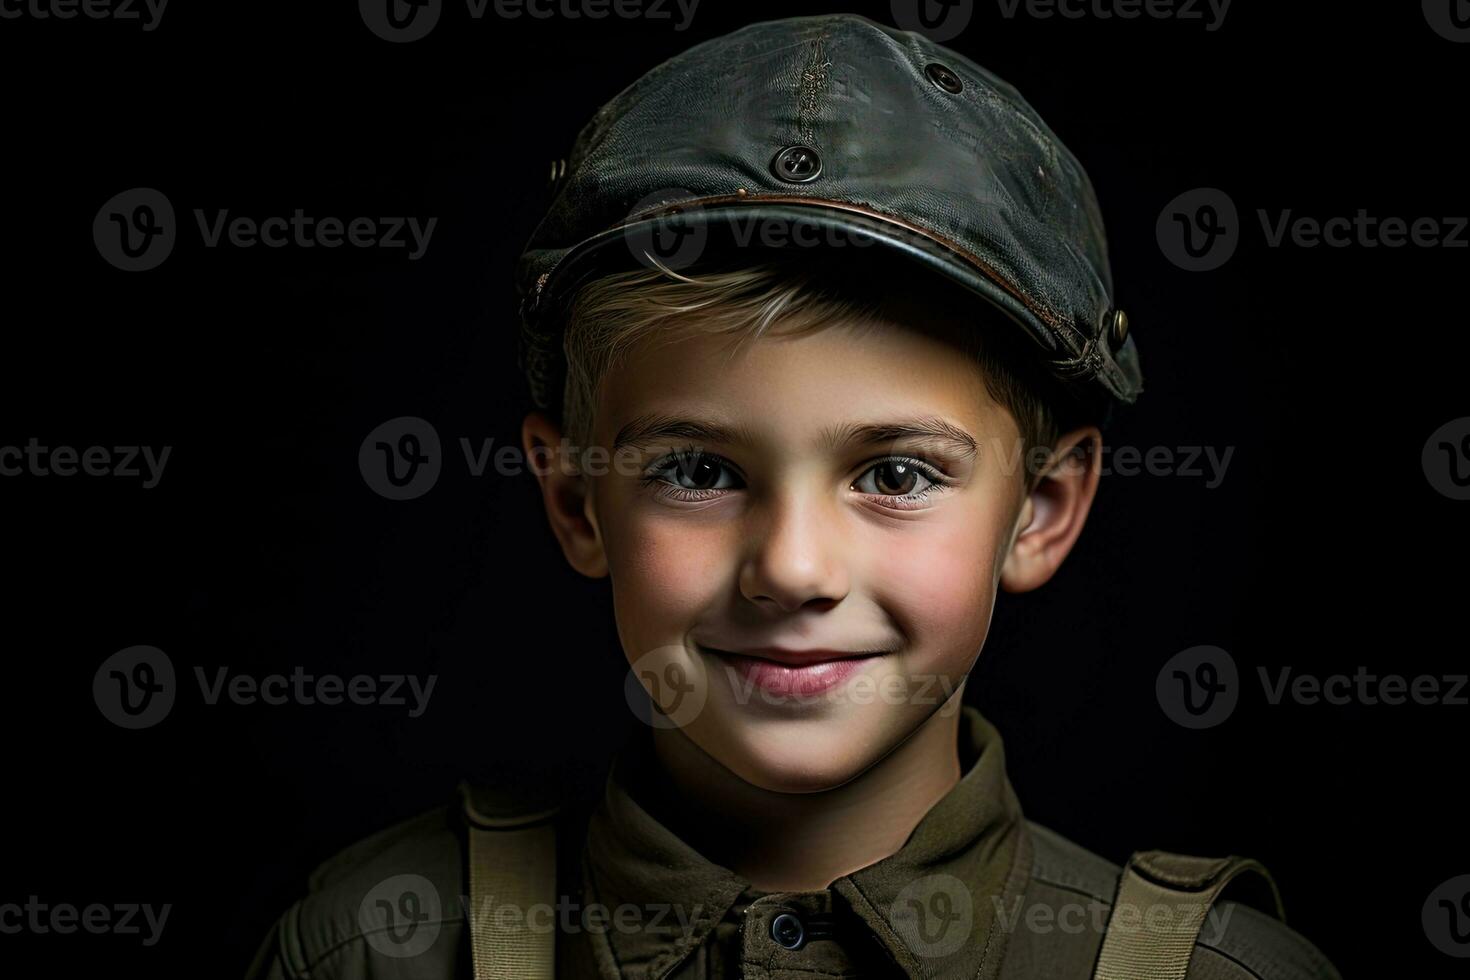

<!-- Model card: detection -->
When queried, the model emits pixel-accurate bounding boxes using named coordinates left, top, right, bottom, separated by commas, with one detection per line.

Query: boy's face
left=525, top=312, right=1101, bottom=793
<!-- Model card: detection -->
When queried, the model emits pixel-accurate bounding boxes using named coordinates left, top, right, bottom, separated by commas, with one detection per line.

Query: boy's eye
left=654, top=452, right=740, bottom=492
left=852, top=459, right=938, bottom=497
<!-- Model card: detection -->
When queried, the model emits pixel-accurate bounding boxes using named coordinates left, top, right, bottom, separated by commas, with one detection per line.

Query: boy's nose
left=738, top=493, right=850, bottom=613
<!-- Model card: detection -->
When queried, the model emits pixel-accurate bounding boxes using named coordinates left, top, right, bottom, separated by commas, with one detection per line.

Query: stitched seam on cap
left=797, top=30, right=832, bottom=146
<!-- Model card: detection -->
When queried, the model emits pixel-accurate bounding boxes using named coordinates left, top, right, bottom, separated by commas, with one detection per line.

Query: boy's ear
left=999, top=425, right=1102, bottom=593
left=520, top=410, right=609, bottom=579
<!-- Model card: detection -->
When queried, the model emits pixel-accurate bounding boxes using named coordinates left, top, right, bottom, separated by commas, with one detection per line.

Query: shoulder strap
left=460, top=781, right=560, bottom=980
left=1091, top=849, right=1286, bottom=980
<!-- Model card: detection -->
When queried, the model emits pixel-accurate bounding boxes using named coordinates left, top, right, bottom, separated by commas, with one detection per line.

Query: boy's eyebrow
left=611, top=414, right=761, bottom=453
left=611, top=413, right=979, bottom=459
left=820, top=417, right=980, bottom=459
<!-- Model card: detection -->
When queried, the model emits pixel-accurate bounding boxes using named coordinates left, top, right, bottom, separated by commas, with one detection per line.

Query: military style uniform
left=244, top=707, right=1341, bottom=979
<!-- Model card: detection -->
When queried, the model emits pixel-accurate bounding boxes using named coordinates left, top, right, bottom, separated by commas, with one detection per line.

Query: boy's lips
left=713, top=646, right=884, bottom=665
left=697, top=644, right=891, bottom=698
left=693, top=643, right=887, bottom=667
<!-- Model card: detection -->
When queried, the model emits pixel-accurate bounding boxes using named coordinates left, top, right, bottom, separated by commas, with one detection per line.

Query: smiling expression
left=566, top=313, right=1049, bottom=792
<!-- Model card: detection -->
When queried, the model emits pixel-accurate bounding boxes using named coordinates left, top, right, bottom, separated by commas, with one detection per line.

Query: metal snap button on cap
left=771, top=145, right=822, bottom=183
left=924, top=62, right=963, bottom=94
left=1108, top=309, right=1130, bottom=350
left=770, top=912, right=805, bottom=950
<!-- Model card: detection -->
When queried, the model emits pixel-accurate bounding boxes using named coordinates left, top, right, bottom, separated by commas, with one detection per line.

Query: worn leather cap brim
left=522, top=196, right=1140, bottom=426
left=532, top=198, right=1055, bottom=356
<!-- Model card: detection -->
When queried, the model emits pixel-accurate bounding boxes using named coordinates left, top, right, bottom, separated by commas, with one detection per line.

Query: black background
left=1, top=1, right=1465, bottom=976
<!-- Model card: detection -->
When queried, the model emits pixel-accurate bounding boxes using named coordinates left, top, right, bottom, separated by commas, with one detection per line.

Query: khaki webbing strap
left=1091, top=850, right=1285, bottom=980
left=464, top=792, right=560, bottom=980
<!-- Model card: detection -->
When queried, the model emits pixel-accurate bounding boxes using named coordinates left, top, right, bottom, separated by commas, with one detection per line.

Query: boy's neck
left=643, top=705, right=965, bottom=892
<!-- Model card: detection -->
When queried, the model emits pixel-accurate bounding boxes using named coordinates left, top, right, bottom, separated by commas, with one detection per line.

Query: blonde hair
left=556, top=253, right=1077, bottom=488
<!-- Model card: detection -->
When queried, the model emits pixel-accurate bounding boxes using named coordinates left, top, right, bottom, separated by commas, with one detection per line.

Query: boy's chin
left=692, top=712, right=908, bottom=794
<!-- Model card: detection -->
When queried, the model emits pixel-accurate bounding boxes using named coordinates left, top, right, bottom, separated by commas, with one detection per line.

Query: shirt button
left=770, top=912, right=806, bottom=950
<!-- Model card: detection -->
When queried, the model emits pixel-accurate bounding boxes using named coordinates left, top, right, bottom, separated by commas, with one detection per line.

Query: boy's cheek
left=605, top=514, right=733, bottom=651
left=865, top=520, right=1002, bottom=661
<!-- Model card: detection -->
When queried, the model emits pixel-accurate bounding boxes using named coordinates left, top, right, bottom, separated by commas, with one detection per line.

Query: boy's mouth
left=696, top=644, right=889, bottom=699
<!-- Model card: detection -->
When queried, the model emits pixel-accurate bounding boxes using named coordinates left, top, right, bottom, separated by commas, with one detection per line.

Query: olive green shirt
left=561, top=705, right=1026, bottom=978
left=245, top=707, right=1341, bottom=979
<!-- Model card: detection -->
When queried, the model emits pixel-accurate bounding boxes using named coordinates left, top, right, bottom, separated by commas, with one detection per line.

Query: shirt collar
left=581, top=705, right=1031, bottom=978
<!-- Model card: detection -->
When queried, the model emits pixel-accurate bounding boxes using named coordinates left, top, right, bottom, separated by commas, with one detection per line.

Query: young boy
left=246, top=13, right=1341, bottom=979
